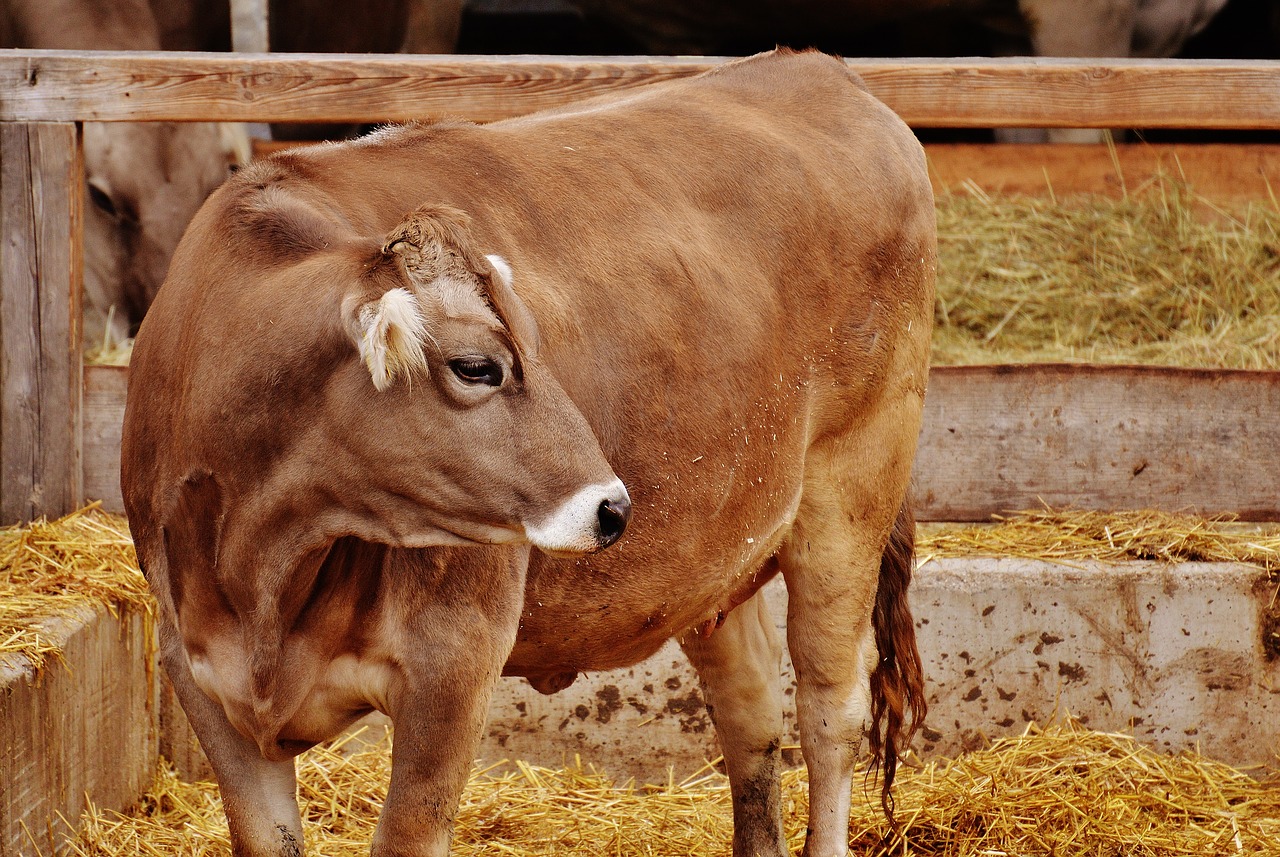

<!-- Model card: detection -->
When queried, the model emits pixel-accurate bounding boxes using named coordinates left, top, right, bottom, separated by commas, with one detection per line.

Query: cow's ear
left=484, top=254, right=541, bottom=359
left=341, top=283, right=430, bottom=392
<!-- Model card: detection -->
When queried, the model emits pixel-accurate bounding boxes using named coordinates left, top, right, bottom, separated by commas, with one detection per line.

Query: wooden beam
left=83, top=364, right=1280, bottom=521
left=912, top=364, right=1280, bottom=522
left=927, top=142, right=1280, bottom=204
left=82, top=365, right=125, bottom=513
left=0, top=606, right=157, bottom=856
left=0, top=52, right=1279, bottom=128
left=0, top=122, right=82, bottom=525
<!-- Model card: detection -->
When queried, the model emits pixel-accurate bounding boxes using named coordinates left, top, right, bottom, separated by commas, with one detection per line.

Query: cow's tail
left=868, top=499, right=927, bottom=828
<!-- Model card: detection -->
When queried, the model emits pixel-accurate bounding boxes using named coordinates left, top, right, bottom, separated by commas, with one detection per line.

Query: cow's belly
left=507, top=474, right=802, bottom=677
left=269, top=654, right=394, bottom=751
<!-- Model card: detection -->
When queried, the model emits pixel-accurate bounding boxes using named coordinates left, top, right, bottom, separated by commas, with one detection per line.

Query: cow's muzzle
left=525, top=479, right=632, bottom=556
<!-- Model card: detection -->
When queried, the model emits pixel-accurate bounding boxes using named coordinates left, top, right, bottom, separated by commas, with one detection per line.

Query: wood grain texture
left=0, top=122, right=82, bottom=526
left=0, top=52, right=1279, bottom=128
left=927, top=142, right=1280, bottom=203
left=913, top=365, right=1280, bottom=521
left=0, top=606, right=157, bottom=857
left=82, top=365, right=126, bottom=512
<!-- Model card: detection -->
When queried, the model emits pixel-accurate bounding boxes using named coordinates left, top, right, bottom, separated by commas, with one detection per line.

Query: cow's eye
left=88, top=182, right=119, bottom=219
left=449, top=357, right=503, bottom=386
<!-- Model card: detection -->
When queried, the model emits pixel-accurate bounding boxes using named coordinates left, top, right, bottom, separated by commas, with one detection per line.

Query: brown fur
left=122, top=49, right=937, bottom=857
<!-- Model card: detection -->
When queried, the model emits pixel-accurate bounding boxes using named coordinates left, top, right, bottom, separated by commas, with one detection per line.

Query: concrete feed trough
left=478, top=559, right=1278, bottom=781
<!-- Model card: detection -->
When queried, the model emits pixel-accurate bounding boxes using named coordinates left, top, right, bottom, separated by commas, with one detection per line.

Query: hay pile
left=68, top=718, right=1280, bottom=856
left=857, top=718, right=1280, bottom=856
left=0, top=504, right=149, bottom=674
left=84, top=338, right=133, bottom=367
left=918, top=508, right=1280, bottom=581
left=932, top=181, right=1280, bottom=368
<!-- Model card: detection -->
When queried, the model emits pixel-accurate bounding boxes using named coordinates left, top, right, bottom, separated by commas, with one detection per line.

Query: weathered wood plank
left=84, top=365, right=1280, bottom=520
left=82, top=365, right=126, bottom=512
left=927, top=142, right=1280, bottom=203
left=913, top=364, right=1280, bottom=521
left=1, top=52, right=1279, bottom=128
left=0, top=606, right=157, bottom=857
left=0, top=122, right=82, bottom=525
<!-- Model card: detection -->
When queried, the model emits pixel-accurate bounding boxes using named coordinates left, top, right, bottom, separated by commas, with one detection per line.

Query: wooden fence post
left=0, top=122, right=83, bottom=525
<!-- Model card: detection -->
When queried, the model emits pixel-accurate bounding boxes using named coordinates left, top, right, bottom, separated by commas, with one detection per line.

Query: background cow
left=0, top=0, right=241, bottom=350
left=122, top=50, right=935, bottom=857
left=525, top=0, right=1231, bottom=62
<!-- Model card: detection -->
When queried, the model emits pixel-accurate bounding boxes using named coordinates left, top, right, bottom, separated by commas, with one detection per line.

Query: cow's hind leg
left=159, top=629, right=304, bottom=857
left=778, top=434, right=922, bottom=857
left=680, top=582, right=788, bottom=857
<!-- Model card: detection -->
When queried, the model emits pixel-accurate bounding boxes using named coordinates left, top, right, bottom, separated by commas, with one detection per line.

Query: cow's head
left=82, top=121, right=242, bottom=349
left=127, top=179, right=630, bottom=573
left=332, top=201, right=632, bottom=555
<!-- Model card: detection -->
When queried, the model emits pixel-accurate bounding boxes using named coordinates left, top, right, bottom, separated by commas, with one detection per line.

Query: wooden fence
left=4, top=51, right=1280, bottom=524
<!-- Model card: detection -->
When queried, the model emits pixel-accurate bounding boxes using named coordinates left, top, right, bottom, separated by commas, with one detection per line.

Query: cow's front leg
left=159, top=630, right=304, bottom=857
left=680, top=581, right=788, bottom=857
left=371, top=547, right=527, bottom=857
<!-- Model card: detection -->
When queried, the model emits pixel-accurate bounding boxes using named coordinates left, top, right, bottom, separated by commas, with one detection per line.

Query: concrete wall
left=477, top=559, right=1280, bottom=781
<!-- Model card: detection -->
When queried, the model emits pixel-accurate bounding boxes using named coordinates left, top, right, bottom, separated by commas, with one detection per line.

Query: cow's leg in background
left=371, top=547, right=529, bottom=857
left=778, top=400, right=922, bottom=857
left=680, top=583, right=788, bottom=857
left=157, top=628, right=304, bottom=857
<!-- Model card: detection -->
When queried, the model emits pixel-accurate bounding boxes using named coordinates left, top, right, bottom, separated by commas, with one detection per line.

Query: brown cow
left=121, top=49, right=935, bottom=857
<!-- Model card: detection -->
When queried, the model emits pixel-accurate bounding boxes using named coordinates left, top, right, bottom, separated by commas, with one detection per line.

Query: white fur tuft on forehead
left=354, top=287, right=430, bottom=392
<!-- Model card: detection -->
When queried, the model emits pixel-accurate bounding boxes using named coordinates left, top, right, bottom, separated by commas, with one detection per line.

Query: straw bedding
left=4, top=507, right=1278, bottom=854
left=66, top=718, right=1280, bottom=856
left=917, top=508, right=1280, bottom=576
left=0, top=503, right=149, bottom=674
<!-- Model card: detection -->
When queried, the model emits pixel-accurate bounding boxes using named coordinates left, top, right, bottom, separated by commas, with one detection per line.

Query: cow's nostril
left=596, top=496, right=631, bottom=548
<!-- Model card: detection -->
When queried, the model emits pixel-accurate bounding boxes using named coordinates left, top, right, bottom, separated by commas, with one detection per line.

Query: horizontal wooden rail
left=2, top=51, right=1280, bottom=128
left=81, top=363, right=1280, bottom=521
